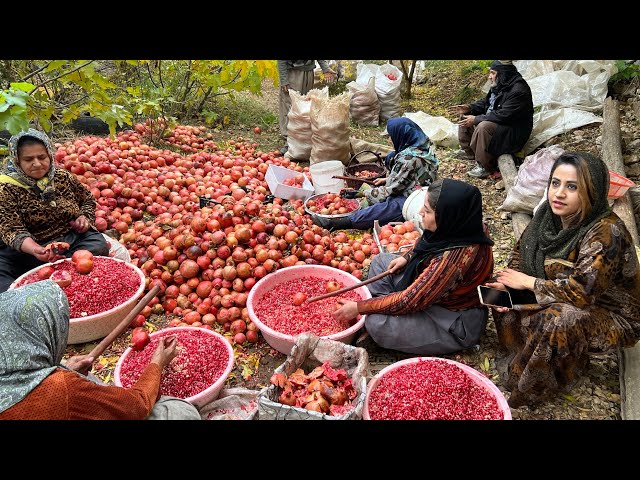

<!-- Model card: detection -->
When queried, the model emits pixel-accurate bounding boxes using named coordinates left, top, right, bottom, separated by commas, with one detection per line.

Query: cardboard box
left=265, top=164, right=315, bottom=201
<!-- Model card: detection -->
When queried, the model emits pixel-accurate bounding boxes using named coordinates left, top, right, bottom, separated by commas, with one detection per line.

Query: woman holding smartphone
left=333, top=178, right=494, bottom=355
left=486, top=152, right=640, bottom=408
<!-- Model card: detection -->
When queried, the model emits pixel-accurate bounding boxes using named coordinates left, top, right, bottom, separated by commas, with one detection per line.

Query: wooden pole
left=87, top=285, right=160, bottom=359
left=602, top=97, right=639, bottom=244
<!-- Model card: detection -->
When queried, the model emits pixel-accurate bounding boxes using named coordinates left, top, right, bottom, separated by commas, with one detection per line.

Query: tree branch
left=21, top=61, right=53, bottom=82
left=28, top=60, right=95, bottom=95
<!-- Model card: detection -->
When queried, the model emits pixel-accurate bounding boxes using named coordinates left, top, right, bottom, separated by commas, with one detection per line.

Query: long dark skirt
left=363, top=253, right=487, bottom=355
left=0, top=229, right=109, bottom=293
left=494, top=302, right=640, bottom=407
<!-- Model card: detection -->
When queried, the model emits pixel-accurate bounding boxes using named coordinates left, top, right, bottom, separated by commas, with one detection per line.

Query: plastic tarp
left=402, top=111, right=459, bottom=148
left=513, top=60, right=617, bottom=153
left=523, top=108, right=603, bottom=155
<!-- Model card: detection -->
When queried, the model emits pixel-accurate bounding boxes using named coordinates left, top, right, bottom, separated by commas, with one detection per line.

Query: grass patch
left=210, top=92, right=278, bottom=129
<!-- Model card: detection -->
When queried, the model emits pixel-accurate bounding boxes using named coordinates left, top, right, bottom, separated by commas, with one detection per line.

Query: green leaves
left=0, top=83, right=34, bottom=134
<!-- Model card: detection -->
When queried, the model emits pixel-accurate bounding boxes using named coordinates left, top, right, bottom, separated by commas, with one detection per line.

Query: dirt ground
left=65, top=63, right=640, bottom=420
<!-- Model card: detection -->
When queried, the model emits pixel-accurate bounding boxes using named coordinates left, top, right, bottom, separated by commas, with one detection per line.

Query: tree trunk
left=602, top=97, right=639, bottom=245
left=603, top=97, right=640, bottom=421
left=497, top=154, right=532, bottom=241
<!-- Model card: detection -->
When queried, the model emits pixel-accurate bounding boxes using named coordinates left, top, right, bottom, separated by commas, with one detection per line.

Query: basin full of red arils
left=11, top=256, right=145, bottom=344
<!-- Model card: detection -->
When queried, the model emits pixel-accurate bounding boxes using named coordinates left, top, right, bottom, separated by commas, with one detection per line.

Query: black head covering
left=396, top=178, right=494, bottom=290
left=490, top=60, right=520, bottom=93
left=519, top=152, right=612, bottom=278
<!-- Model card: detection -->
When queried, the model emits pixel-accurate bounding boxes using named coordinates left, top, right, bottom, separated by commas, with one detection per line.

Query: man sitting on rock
left=449, top=60, right=533, bottom=179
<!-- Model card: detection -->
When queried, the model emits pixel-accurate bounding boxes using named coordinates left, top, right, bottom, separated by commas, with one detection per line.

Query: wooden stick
left=87, top=284, right=160, bottom=359
left=305, top=270, right=393, bottom=304
left=332, top=175, right=378, bottom=186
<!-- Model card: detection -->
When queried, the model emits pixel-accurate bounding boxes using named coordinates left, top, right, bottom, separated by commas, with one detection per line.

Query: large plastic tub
left=363, top=357, right=511, bottom=420
left=402, top=187, right=428, bottom=225
left=265, top=164, right=314, bottom=201
left=114, top=326, right=234, bottom=408
left=310, top=161, right=346, bottom=195
left=10, top=257, right=145, bottom=344
left=246, top=265, right=372, bottom=355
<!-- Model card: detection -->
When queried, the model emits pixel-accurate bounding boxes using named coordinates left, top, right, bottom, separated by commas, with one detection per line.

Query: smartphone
left=477, top=286, right=513, bottom=309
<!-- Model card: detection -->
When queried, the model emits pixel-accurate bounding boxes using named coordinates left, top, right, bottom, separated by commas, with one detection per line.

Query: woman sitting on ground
left=0, top=128, right=109, bottom=292
left=486, top=152, right=640, bottom=408
left=320, top=117, right=438, bottom=230
left=0, top=280, right=201, bottom=420
left=333, top=178, right=494, bottom=355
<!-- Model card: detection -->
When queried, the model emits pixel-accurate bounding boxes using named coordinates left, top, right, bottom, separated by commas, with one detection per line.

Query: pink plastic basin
left=246, top=265, right=372, bottom=355
left=363, top=357, right=511, bottom=420
left=114, top=326, right=234, bottom=408
left=9, top=256, right=145, bottom=344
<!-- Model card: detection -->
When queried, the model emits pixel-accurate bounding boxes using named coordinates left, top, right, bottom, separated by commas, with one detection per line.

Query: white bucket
left=402, top=187, right=428, bottom=228
left=310, top=161, right=346, bottom=194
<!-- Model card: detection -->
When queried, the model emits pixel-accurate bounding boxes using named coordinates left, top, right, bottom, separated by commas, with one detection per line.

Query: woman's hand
left=65, top=355, right=94, bottom=375
left=30, top=244, right=62, bottom=263
left=495, top=268, right=536, bottom=291
left=388, top=256, right=408, bottom=273
left=332, top=300, right=359, bottom=324
left=150, top=336, right=178, bottom=369
left=373, top=177, right=387, bottom=186
left=70, top=215, right=90, bottom=233
left=458, top=115, right=476, bottom=128
left=483, top=281, right=511, bottom=313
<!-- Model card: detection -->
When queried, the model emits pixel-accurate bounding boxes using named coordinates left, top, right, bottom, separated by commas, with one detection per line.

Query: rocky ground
left=64, top=62, right=640, bottom=420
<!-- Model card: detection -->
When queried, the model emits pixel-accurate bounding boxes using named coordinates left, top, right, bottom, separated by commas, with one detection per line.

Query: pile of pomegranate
left=305, top=193, right=359, bottom=216
left=376, top=221, right=422, bottom=253
left=52, top=121, right=382, bottom=344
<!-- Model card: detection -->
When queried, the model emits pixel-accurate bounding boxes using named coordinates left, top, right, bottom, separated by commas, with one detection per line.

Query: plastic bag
left=198, top=388, right=260, bottom=420
left=375, top=64, right=403, bottom=121
left=500, top=145, right=565, bottom=214
left=286, top=87, right=329, bottom=161
left=257, top=332, right=369, bottom=420
left=103, top=233, right=131, bottom=262
left=356, top=63, right=380, bottom=86
left=347, top=77, right=380, bottom=126
left=309, top=91, right=352, bottom=165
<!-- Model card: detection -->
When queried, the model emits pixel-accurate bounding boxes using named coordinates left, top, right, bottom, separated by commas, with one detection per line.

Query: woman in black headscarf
left=486, top=152, right=640, bottom=408
left=333, top=178, right=494, bottom=355
left=0, top=129, right=109, bottom=292
left=450, top=60, right=534, bottom=178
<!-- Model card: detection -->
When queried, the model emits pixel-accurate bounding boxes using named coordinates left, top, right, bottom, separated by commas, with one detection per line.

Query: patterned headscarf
left=0, top=280, right=69, bottom=413
left=384, top=118, right=436, bottom=169
left=6, top=129, right=57, bottom=204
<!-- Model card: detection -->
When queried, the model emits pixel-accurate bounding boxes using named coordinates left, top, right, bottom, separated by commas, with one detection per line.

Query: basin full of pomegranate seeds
left=115, top=327, right=234, bottom=407
left=247, top=265, right=372, bottom=354
left=364, top=357, right=511, bottom=420
left=10, top=256, right=146, bottom=344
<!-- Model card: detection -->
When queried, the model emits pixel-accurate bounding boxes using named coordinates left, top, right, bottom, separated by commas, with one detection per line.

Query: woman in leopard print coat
left=0, top=129, right=108, bottom=292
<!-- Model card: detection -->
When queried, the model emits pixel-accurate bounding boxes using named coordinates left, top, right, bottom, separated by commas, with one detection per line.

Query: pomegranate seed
left=118, top=328, right=229, bottom=399
left=16, top=257, right=141, bottom=318
left=367, top=359, right=504, bottom=420
left=252, top=275, right=362, bottom=336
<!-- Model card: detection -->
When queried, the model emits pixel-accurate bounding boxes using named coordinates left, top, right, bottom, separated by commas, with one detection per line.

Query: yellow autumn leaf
left=484, top=356, right=490, bottom=371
